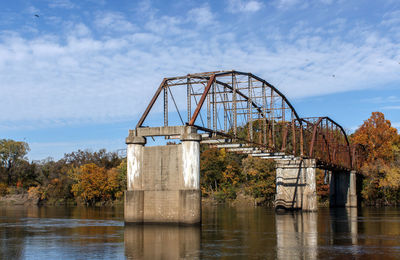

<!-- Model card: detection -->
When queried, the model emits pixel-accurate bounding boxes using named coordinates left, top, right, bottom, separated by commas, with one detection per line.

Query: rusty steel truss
left=137, top=70, right=364, bottom=171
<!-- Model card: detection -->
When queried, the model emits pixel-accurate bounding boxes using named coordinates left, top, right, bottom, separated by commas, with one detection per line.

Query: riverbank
left=0, top=193, right=124, bottom=207
left=0, top=193, right=39, bottom=206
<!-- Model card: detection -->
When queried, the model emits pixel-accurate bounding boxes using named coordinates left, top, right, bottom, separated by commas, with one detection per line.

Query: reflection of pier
left=124, top=225, right=200, bottom=259
left=276, top=208, right=358, bottom=259
left=276, top=212, right=318, bottom=260
left=329, top=207, right=358, bottom=245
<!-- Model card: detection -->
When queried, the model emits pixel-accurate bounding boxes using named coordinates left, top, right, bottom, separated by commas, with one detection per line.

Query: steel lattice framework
left=137, top=70, right=364, bottom=171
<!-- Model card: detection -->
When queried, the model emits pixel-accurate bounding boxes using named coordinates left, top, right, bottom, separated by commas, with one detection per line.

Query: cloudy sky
left=1, top=0, right=399, bottom=160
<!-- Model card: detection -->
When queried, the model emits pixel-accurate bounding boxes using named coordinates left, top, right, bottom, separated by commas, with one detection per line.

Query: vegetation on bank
left=351, top=112, right=400, bottom=205
left=0, top=112, right=399, bottom=206
left=0, top=147, right=126, bottom=205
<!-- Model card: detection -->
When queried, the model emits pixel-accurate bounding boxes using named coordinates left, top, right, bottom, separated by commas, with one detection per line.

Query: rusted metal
left=135, top=70, right=363, bottom=171
left=136, top=78, right=167, bottom=128
left=189, top=74, right=216, bottom=126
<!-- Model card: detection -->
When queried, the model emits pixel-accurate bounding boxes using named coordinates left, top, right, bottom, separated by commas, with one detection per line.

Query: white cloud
left=94, top=12, right=136, bottom=32
left=363, top=96, right=400, bottom=104
left=227, top=0, right=263, bottom=13
left=274, top=0, right=300, bottom=9
left=145, top=16, right=184, bottom=35
left=48, top=0, right=75, bottom=9
left=1, top=2, right=400, bottom=131
left=382, top=10, right=400, bottom=26
left=188, top=5, right=215, bottom=26
left=26, top=6, right=40, bottom=15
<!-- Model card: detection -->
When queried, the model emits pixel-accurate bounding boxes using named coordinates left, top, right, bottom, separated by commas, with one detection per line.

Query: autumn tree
left=351, top=112, right=399, bottom=163
left=242, top=157, right=276, bottom=201
left=71, top=163, right=121, bottom=205
left=351, top=112, right=400, bottom=204
left=200, top=147, right=226, bottom=192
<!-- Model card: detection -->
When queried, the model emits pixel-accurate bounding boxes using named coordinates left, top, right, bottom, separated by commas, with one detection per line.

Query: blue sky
left=0, top=0, right=399, bottom=160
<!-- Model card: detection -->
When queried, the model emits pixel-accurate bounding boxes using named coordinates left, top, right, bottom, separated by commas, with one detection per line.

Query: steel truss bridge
left=136, top=70, right=364, bottom=171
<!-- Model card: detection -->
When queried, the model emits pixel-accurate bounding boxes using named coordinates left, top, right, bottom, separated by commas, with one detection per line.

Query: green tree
left=0, top=139, right=30, bottom=185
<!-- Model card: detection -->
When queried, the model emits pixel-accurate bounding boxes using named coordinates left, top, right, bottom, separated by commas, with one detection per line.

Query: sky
left=0, top=0, right=399, bottom=160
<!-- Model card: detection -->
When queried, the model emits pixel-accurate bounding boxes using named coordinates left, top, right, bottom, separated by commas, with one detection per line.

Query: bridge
left=124, top=70, right=364, bottom=224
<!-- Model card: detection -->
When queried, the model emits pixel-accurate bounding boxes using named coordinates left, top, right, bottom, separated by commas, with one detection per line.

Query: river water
left=0, top=205, right=399, bottom=259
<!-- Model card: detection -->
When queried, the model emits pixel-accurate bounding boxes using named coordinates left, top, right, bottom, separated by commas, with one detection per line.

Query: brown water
left=0, top=205, right=399, bottom=259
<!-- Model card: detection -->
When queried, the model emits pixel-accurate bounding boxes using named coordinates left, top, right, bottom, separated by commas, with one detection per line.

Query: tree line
left=0, top=111, right=399, bottom=206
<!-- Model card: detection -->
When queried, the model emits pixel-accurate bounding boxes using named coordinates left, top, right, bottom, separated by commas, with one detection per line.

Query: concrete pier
left=329, top=170, right=357, bottom=207
left=124, top=126, right=201, bottom=225
left=275, top=159, right=317, bottom=211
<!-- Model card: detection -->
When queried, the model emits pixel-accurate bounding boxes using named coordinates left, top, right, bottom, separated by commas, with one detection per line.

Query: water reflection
left=276, top=208, right=360, bottom=259
left=1, top=205, right=400, bottom=259
left=124, top=225, right=200, bottom=259
left=276, top=212, right=318, bottom=260
left=0, top=206, right=124, bottom=260
left=329, top=207, right=358, bottom=245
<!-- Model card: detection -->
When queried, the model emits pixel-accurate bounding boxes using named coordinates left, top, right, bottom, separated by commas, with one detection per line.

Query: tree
left=351, top=112, right=400, bottom=204
left=71, top=163, right=120, bottom=204
left=200, top=147, right=226, bottom=192
left=242, top=157, right=276, bottom=200
left=64, top=149, right=121, bottom=169
left=0, top=139, right=30, bottom=185
left=351, top=112, right=399, bottom=163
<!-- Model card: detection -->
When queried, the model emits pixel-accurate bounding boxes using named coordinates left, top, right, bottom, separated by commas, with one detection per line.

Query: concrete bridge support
left=124, top=126, right=202, bottom=225
left=329, top=170, right=357, bottom=207
left=275, top=159, right=317, bottom=211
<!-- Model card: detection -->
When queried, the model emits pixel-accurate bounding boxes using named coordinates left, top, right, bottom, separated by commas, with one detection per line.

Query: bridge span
left=125, top=71, right=364, bottom=224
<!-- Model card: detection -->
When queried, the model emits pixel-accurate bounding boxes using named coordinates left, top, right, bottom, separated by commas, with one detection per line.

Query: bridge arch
left=137, top=70, right=304, bottom=156
left=302, top=117, right=352, bottom=170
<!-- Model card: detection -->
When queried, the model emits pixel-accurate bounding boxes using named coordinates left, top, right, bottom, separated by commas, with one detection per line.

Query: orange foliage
left=71, top=163, right=120, bottom=204
left=351, top=112, right=400, bottom=204
left=351, top=112, right=399, bottom=163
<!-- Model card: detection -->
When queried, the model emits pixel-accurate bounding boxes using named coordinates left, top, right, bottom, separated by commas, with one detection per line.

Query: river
left=0, top=205, right=399, bottom=259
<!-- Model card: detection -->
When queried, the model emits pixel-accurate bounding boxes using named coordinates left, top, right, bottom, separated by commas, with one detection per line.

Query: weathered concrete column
left=124, top=126, right=201, bottom=225
left=346, top=171, right=357, bottom=208
left=126, top=134, right=146, bottom=191
left=329, top=170, right=357, bottom=208
left=125, top=133, right=146, bottom=223
left=275, top=159, right=317, bottom=211
left=179, top=132, right=202, bottom=224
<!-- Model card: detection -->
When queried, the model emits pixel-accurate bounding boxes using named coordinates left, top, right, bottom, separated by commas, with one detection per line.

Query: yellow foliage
left=222, top=164, right=240, bottom=186
left=0, top=183, right=8, bottom=196
left=380, top=165, right=400, bottom=189
left=218, top=148, right=226, bottom=161
left=71, top=163, right=120, bottom=204
left=28, top=186, right=43, bottom=200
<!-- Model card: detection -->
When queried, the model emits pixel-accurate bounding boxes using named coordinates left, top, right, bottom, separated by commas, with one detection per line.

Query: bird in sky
left=34, top=14, right=39, bottom=18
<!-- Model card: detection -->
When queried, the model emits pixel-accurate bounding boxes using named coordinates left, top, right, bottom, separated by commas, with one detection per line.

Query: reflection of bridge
left=125, top=71, right=363, bottom=224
